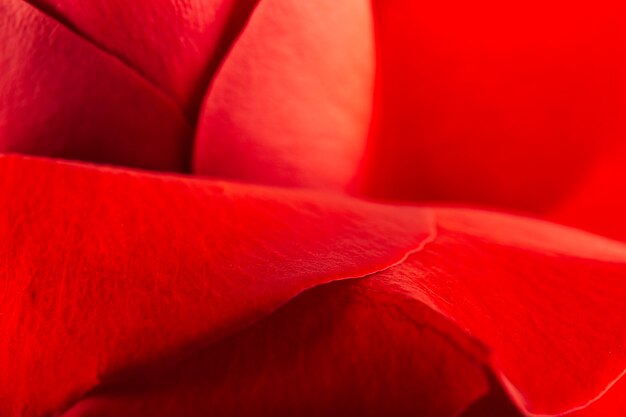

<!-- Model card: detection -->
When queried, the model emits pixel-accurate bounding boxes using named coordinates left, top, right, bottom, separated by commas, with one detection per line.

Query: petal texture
left=62, top=280, right=489, bottom=417
left=24, top=0, right=259, bottom=114
left=60, top=208, right=626, bottom=416
left=0, top=155, right=432, bottom=416
left=0, top=0, right=192, bottom=170
left=193, top=0, right=375, bottom=190
left=376, top=209, right=626, bottom=415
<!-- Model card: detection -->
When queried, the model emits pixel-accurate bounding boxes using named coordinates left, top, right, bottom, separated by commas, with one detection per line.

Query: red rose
left=1, top=1, right=624, bottom=416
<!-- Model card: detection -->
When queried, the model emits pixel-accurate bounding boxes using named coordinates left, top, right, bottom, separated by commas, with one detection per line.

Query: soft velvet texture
left=0, top=155, right=433, bottom=416
left=3, top=156, right=625, bottom=416
left=193, top=0, right=375, bottom=190
left=0, top=0, right=259, bottom=170
left=2, top=0, right=626, bottom=415
left=24, top=0, right=258, bottom=114
left=0, top=0, right=191, bottom=170
left=4, top=0, right=626, bottom=237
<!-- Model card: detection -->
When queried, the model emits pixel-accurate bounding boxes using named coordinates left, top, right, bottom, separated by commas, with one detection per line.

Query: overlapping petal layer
left=386, top=209, right=626, bottom=415
left=56, top=208, right=626, bottom=417
left=193, top=0, right=375, bottom=190
left=24, top=0, right=259, bottom=114
left=0, top=155, right=432, bottom=416
left=0, top=0, right=192, bottom=170
left=361, top=0, right=626, bottom=226
left=62, top=280, right=491, bottom=417
left=2, top=0, right=624, bottom=415
left=2, top=155, right=624, bottom=416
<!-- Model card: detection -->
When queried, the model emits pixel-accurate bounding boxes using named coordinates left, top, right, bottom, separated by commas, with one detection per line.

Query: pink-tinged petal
left=62, top=280, right=489, bottom=417
left=24, top=0, right=259, bottom=114
left=0, top=0, right=192, bottom=170
left=0, top=154, right=433, bottom=416
left=360, top=0, right=626, bottom=214
left=193, top=0, right=375, bottom=190
left=369, top=208, right=626, bottom=415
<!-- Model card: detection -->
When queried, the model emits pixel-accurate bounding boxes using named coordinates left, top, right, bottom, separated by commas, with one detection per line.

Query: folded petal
left=0, top=0, right=192, bottom=170
left=60, top=208, right=626, bottom=416
left=193, top=0, right=375, bottom=190
left=376, top=208, right=626, bottom=415
left=0, top=155, right=432, bottom=416
left=62, top=279, right=490, bottom=417
left=360, top=0, right=626, bottom=215
left=24, top=0, right=259, bottom=114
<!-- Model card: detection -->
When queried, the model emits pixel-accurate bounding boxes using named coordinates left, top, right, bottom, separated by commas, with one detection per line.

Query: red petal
left=0, top=155, right=432, bottom=416
left=566, top=373, right=626, bottom=417
left=360, top=0, right=626, bottom=215
left=459, top=384, right=523, bottom=417
left=62, top=280, right=489, bottom=417
left=24, top=0, right=259, bottom=114
left=0, top=0, right=192, bottom=170
left=193, top=0, right=375, bottom=190
left=378, top=209, right=626, bottom=415
left=548, top=145, right=626, bottom=240
left=61, top=208, right=626, bottom=416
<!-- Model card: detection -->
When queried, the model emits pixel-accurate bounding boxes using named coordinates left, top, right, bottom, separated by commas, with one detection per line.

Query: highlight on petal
left=23, top=0, right=260, bottom=114
left=193, top=0, right=375, bottom=190
left=0, top=155, right=433, bottom=417
left=360, top=0, right=626, bottom=215
left=58, top=207, right=626, bottom=417
left=0, top=0, right=192, bottom=171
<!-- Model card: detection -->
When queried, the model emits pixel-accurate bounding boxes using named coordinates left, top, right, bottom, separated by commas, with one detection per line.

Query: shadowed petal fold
left=0, top=0, right=192, bottom=171
left=57, top=207, right=626, bottom=416
left=23, top=0, right=260, bottom=115
left=0, top=155, right=432, bottom=416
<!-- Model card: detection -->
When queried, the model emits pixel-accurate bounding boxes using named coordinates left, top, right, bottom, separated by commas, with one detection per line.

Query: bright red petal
left=0, top=0, right=192, bottom=170
left=0, top=155, right=432, bottom=416
left=59, top=208, right=626, bottom=416
left=566, top=373, right=626, bottom=417
left=193, top=0, right=375, bottom=190
left=548, top=144, right=626, bottom=240
left=378, top=208, right=626, bottom=415
left=360, top=0, right=626, bottom=215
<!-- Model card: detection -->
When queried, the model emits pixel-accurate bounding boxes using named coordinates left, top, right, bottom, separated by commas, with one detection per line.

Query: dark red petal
left=24, top=0, right=259, bottom=114
left=0, top=0, right=192, bottom=171
left=566, top=372, right=626, bottom=417
left=62, top=280, right=489, bottom=417
left=459, top=385, right=523, bottom=417
left=360, top=0, right=626, bottom=215
left=0, top=155, right=432, bottom=416
left=193, top=0, right=375, bottom=190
